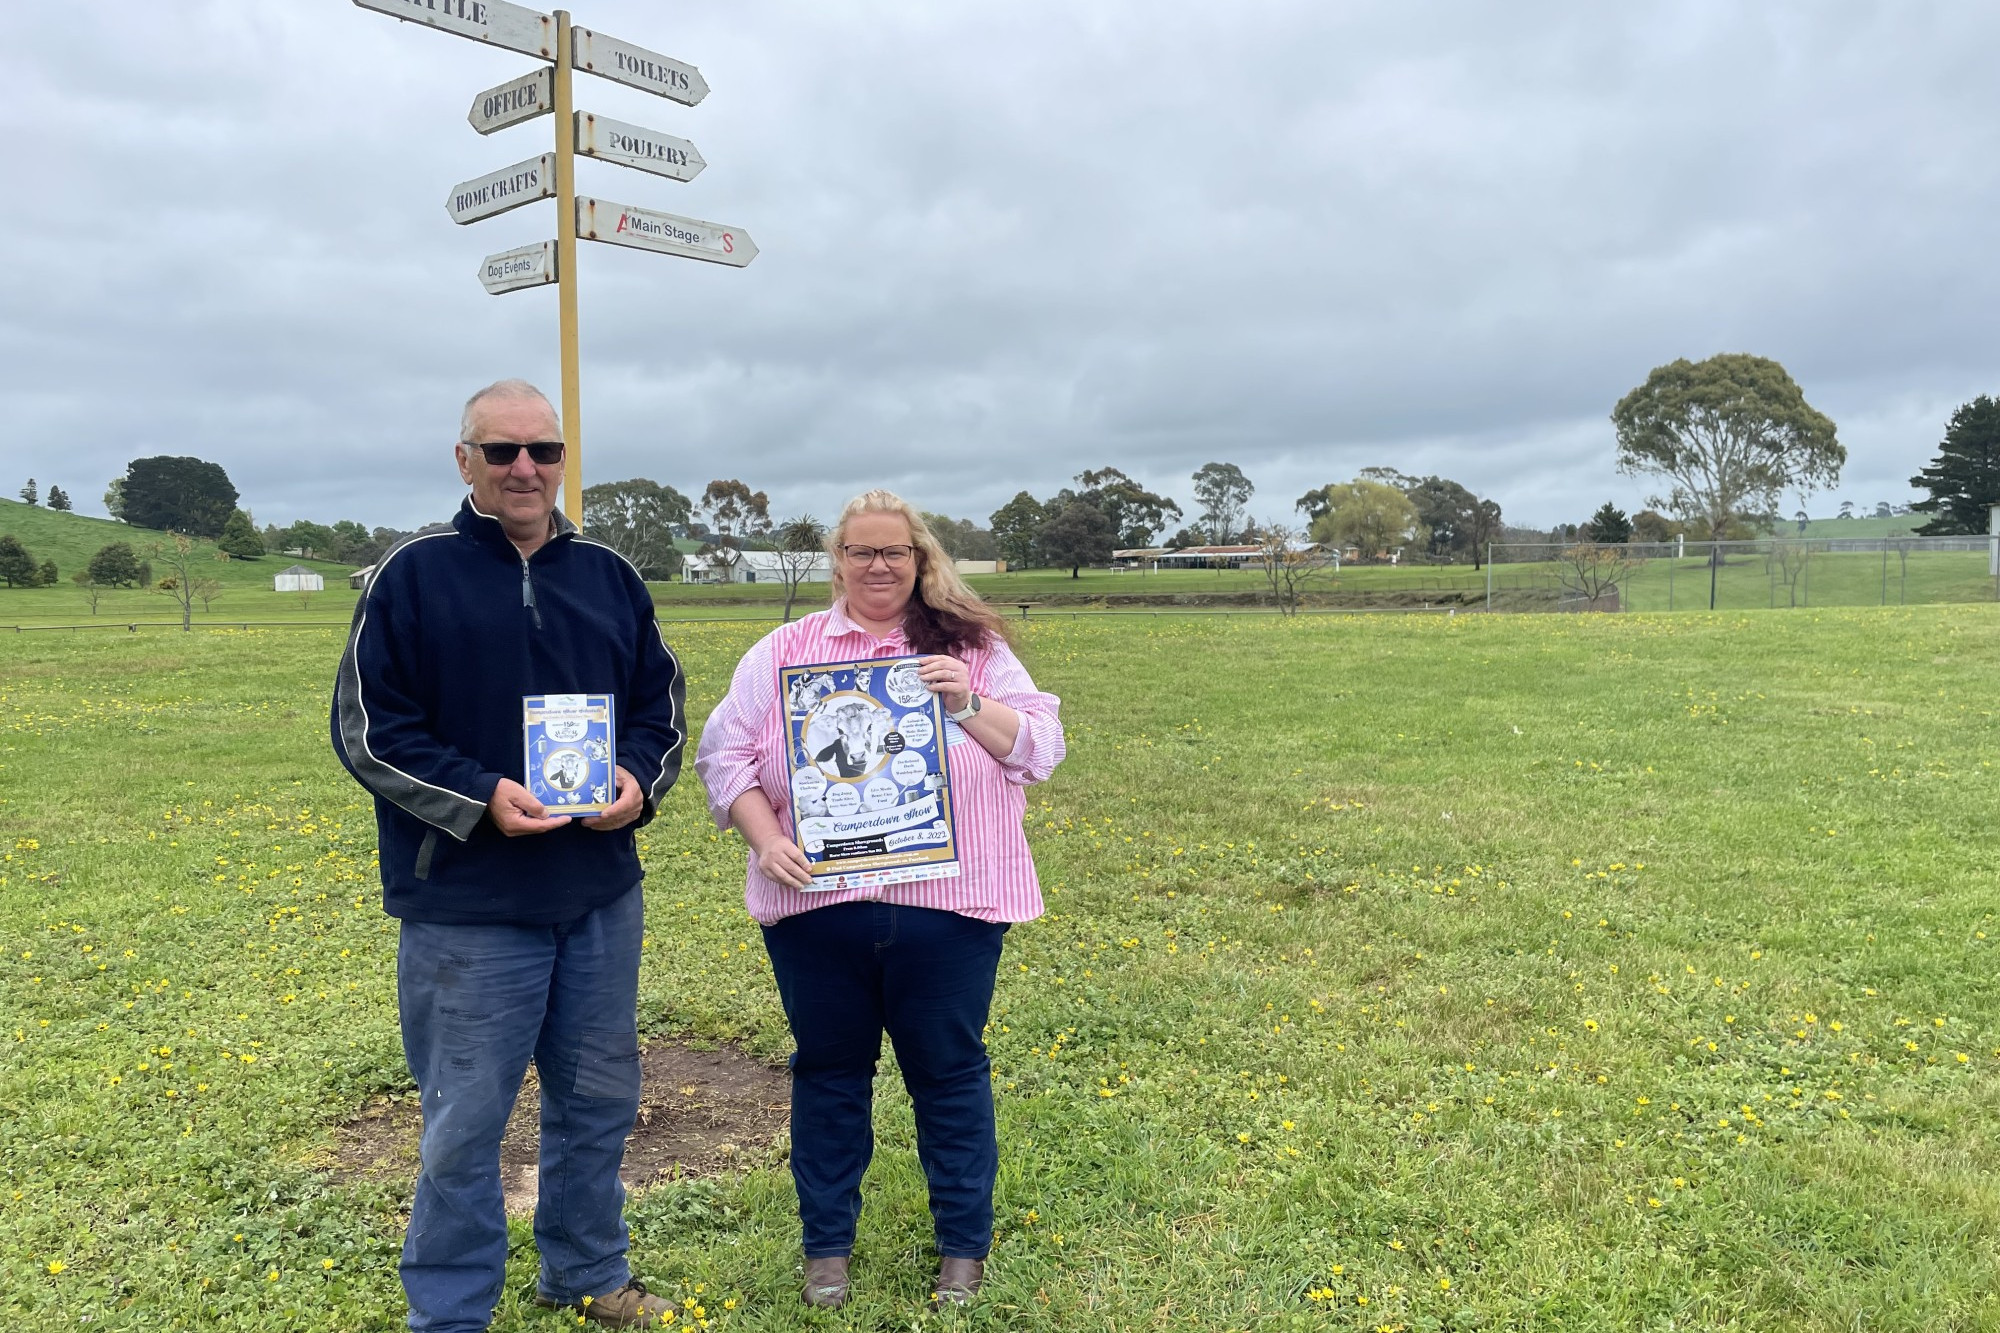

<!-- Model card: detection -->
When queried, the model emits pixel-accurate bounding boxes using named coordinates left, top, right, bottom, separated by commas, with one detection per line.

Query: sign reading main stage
left=468, top=68, right=553, bottom=135
left=576, top=195, right=756, bottom=267
left=570, top=26, right=708, bottom=106
left=446, top=153, right=557, bottom=223
left=574, top=112, right=705, bottom=183
left=351, top=0, right=556, bottom=60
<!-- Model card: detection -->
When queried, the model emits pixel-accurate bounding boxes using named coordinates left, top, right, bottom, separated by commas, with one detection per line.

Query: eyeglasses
left=463, top=441, right=565, bottom=466
left=840, top=543, right=915, bottom=568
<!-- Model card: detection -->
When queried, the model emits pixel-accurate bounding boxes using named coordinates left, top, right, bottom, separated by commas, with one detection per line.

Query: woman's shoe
left=803, top=1255, right=851, bottom=1309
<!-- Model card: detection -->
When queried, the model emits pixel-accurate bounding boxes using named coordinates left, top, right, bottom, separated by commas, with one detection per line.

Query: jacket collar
left=454, top=494, right=577, bottom=558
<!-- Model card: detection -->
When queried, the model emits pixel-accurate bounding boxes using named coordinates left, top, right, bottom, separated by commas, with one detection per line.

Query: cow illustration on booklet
left=780, top=656, right=959, bottom=889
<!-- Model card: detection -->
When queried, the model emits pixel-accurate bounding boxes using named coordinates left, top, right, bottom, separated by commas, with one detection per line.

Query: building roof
left=277, top=564, right=319, bottom=576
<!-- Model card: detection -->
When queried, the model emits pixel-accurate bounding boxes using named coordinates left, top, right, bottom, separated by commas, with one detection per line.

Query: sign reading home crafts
left=351, top=0, right=556, bottom=59
left=446, top=153, right=557, bottom=223
left=576, top=195, right=756, bottom=267
left=575, top=112, right=704, bottom=183
left=468, top=68, right=553, bottom=134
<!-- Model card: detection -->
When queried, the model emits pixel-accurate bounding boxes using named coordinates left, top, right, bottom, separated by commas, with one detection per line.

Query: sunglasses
left=463, top=440, right=565, bottom=466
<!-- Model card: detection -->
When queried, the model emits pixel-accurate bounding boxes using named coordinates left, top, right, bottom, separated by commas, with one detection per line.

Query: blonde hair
left=827, top=490, right=1013, bottom=654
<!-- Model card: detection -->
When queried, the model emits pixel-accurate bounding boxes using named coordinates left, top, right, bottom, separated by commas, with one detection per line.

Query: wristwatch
left=947, top=693, right=982, bottom=724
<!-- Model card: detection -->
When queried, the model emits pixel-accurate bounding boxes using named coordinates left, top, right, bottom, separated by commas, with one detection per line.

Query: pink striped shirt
left=693, top=601, right=1064, bottom=926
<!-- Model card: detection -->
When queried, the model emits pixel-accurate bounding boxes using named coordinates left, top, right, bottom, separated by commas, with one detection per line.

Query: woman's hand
left=752, top=834, right=816, bottom=890
left=919, top=654, right=973, bottom=714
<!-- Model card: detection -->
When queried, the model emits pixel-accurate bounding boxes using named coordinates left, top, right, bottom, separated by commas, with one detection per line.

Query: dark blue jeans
left=761, top=901, right=1008, bottom=1260
left=396, top=883, right=644, bottom=1333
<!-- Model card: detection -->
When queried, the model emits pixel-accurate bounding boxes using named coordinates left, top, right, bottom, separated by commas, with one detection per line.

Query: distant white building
left=274, top=564, right=324, bottom=592
left=683, top=550, right=833, bottom=585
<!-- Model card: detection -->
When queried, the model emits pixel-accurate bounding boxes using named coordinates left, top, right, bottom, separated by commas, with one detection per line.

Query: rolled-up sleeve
left=979, top=639, right=1064, bottom=786
left=693, top=635, right=777, bottom=830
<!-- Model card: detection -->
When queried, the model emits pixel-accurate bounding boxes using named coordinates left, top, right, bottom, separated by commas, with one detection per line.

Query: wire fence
left=1481, top=536, right=1998, bottom=612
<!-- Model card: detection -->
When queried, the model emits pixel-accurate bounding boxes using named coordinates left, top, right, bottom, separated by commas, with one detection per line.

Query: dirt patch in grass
left=332, top=1041, right=790, bottom=1215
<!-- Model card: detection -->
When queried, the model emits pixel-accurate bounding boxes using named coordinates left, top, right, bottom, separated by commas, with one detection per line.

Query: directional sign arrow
left=479, top=240, right=558, bottom=294
left=446, top=153, right=557, bottom=224
left=576, top=196, right=755, bottom=267
left=574, top=111, right=705, bottom=183
left=570, top=26, right=708, bottom=107
left=352, top=0, right=555, bottom=60
left=468, top=68, right=553, bottom=135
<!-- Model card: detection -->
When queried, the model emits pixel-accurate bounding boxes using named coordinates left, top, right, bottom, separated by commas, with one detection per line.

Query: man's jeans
left=396, top=883, right=644, bottom=1333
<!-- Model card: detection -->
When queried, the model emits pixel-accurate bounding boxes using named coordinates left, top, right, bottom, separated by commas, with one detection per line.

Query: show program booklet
left=522, top=693, right=616, bottom=817
left=779, top=656, right=961, bottom=890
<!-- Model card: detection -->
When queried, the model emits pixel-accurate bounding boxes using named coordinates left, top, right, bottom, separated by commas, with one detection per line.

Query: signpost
left=574, top=112, right=704, bottom=183
left=468, top=68, right=553, bottom=134
left=570, top=27, right=708, bottom=106
left=350, top=1, right=754, bottom=523
left=479, top=240, right=558, bottom=293
left=446, top=153, right=557, bottom=223
left=576, top=197, right=755, bottom=267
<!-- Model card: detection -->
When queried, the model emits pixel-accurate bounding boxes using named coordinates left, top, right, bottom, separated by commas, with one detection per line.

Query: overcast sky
left=5, top=1, right=1995, bottom=534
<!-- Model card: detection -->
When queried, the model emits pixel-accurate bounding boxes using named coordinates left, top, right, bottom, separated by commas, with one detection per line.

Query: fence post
left=1668, top=555, right=1674, bottom=611
left=1708, top=543, right=1718, bottom=611
left=1881, top=545, right=1888, bottom=605
left=1485, top=545, right=1492, bottom=612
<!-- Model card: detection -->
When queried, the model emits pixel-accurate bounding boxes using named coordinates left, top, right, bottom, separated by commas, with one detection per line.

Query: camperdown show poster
left=779, top=655, right=961, bottom=888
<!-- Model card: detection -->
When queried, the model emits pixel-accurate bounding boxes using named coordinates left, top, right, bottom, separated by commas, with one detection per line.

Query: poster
left=778, top=655, right=961, bottom=889
left=522, top=693, right=616, bottom=816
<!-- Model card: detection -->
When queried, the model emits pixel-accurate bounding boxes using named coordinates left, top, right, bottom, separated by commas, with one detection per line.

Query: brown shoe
left=803, top=1255, right=851, bottom=1308
left=534, top=1278, right=673, bottom=1327
left=932, top=1257, right=983, bottom=1306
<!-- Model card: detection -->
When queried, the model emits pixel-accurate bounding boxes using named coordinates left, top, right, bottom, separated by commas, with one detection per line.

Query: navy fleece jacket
left=331, top=498, right=686, bottom=924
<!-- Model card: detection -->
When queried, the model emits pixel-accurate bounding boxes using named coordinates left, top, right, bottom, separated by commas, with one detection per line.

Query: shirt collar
left=827, top=598, right=908, bottom=650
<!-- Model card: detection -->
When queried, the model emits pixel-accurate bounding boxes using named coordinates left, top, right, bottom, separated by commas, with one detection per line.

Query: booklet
left=522, top=693, right=616, bottom=816
left=779, top=655, right=961, bottom=890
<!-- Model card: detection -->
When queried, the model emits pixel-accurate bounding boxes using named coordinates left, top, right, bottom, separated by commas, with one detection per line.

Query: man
left=332, top=379, right=685, bottom=1331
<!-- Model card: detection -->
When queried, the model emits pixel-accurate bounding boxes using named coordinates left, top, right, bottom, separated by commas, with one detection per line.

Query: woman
left=694, top=490, right=1063, bottom=1309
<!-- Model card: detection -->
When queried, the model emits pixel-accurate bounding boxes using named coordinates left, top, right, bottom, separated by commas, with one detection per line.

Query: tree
left=773, top=514, right=828, bottom=623
left=1611, top=354, right=1843, bottom=563
left=89, top=542, right=143, bottom=587
left=1074, top=468, right=1182, bottom=548
left=103, top=478, right=126, bottom=522
left=1305, top=479, right=1421, bottom=561
left=1466, top=497, right=1503, bottom=569
left=18, top=479, right=36, bottom=505
left=70, top=570, right=104, bottom=615
left=920, top=514, right=998, bottom=562
left=281, top=521, right=338, bottom=560
left=1554, top=544, right=1637, bottom=611
left=329, top=520, right=373, bottom=563
left=192, top=577, right=225, bottom=613
left=119, top=456, right=240, bottom=537
left=45, top=485, right=70, bottom=512
left=148, top=534, right=209, bottom=631
left=1402, top=476, right=1484, bottom=561
left=1838, top=500, right=1855, bottom=519
left=1630, top=510, right=1682, bottom=544
left=696, top=479, right=770, bottom=583
left=0, top=536, right=38, bottom=587
left=584, top=479, right=692, bottom=579
left=1164, top=525, right=1208, bottom=550
left=989, top=491, right=1048, bottom=569
left=37, top=559, right=56, bottom=587
left=217, top=509, right=264, bottom=560
left=1254, top=523, right=1329, bottom=615
left=1909, top=396, right=2000, bottom=535
left=1582, top=503, right=1632, bottom=544
left=1036, top=500, right=1115, bottom=578
left=1191, top=463, right=1254, bottom=544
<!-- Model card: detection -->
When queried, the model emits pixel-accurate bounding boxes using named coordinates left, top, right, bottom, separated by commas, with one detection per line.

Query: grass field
left=4, top=606, right=1998, bottom=1330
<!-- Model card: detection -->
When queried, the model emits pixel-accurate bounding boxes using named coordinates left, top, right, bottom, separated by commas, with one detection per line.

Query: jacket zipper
left=521, top=557, right=543, bottom=629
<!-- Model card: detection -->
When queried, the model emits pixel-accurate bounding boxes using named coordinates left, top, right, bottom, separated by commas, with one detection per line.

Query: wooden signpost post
left=351, top=0, right=757, bottom=523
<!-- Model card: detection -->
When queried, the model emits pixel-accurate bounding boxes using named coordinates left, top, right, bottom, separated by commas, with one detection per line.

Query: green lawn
left=4, top=607, right=1997, bottom=1329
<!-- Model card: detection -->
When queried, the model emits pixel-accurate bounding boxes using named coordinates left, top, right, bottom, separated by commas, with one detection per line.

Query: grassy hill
left=1796, top=514, right=1926, bottom=538
left=0, top=498, right=356, bottom=624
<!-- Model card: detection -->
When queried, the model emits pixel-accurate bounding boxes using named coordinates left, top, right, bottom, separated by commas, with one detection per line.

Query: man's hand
left=579, top=766, right=644, bottom=833
left=488, top=778, right=572, bottom=837
left=751, top=835, right=816, bottom=890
